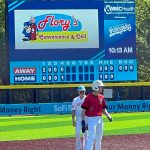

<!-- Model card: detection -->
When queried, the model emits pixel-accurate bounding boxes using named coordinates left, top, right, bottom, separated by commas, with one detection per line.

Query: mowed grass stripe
left=0, top=115, right=71, bottom=122
left=110, top=112, right=149, bottom=117
left=1, top=124, right=150, bottom=141
left=107, top=113, right=150, bottom=121
left=0, top=112, right=148, bottom=122
left=104, top=125, right=150, bottom=135
left=1, top=124, right=149, bottom=141
left=0, top=114, right=71, bottom=120
left=0, top=117, right=71, bottom=126
left=0, top=112, right=150, bottom=141
left=0, top=126, right=75, bottom=141
left=104, top=119, right=150, bottom=130
left=1, top=113, right=148, bottom=126
left=0, top=120, right=71, bottom=132
left=0, top=117, right=149, bottom=133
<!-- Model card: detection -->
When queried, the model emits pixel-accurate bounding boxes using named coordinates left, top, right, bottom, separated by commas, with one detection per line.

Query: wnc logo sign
left=104, top=5, right=134, bottom=14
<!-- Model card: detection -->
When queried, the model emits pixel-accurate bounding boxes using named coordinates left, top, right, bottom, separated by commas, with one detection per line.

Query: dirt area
left=0, top=134, right=150, bottom=150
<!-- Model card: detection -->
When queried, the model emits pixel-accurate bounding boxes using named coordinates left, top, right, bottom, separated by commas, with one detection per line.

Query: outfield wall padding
left=0, top=100, right=150, bottom=116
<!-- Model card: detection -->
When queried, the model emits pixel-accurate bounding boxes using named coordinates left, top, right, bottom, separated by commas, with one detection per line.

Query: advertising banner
left=15, top=9, right=99, bottom=49
left=0, top=100, right=150, bottom=116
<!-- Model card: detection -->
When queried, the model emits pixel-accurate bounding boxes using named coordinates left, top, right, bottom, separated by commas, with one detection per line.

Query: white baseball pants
left=86, top=116, right=103, bottom=150
left=76, top=117, right=88, bottom=150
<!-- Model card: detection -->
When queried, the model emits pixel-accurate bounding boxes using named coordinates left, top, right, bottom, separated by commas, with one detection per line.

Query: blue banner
left=0, top=100, right=150, bottom=116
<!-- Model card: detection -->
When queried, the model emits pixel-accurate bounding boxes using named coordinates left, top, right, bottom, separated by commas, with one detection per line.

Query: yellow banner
left=33, top=31, right=88, bottom=42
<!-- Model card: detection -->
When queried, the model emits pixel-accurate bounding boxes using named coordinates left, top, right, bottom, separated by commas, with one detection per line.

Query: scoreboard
left=7, top=0, right=137, bottom=84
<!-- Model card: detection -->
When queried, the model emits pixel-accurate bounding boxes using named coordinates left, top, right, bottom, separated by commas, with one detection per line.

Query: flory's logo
left=22, top=14, right=88, bottom=42
left=36, top=14, right=82, bottom=31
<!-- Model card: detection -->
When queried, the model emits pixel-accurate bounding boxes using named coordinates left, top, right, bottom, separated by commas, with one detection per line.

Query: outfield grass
left=0, top=112, right=150, bottom=141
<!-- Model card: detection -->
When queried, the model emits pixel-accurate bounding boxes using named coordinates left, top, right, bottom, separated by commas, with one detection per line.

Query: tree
left=0, top=0, right=7, bottom=84
left=0, top=0, right=5, bottom=48
left=136, top=0, right=150, bottom=81
left=0, top=0, right=5, bottom=34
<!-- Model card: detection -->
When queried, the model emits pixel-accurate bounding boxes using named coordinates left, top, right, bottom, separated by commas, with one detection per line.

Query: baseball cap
left=77, top=85, right=86, bottom=91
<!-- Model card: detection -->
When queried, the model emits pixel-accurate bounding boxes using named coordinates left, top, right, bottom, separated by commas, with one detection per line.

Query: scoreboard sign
left=7, top=0, right=137, bottom=84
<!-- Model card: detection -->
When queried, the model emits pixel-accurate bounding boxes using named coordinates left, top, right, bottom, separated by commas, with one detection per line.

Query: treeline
left=136, top=0, right=150, bottom=81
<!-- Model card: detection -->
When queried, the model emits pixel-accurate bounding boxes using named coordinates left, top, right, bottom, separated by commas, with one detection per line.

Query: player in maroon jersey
left=81, top=80, right=112, bottom=150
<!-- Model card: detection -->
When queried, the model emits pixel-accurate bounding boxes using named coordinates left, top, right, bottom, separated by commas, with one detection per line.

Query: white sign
left=15, top=9, right=99, bottom=49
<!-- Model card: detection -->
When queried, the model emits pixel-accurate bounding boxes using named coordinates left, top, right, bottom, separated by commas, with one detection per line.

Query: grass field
left=0, top=112, right=150, bottom=141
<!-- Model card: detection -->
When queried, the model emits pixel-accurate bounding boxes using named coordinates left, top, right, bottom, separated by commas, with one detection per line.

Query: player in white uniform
left=72, top=85, right=88, bottom=150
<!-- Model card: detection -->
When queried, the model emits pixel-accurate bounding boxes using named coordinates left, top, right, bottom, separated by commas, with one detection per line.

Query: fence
left=0, top=82, right=150, bottom=104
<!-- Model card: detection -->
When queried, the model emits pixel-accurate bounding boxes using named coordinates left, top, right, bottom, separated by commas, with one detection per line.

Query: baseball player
left=81, top=80, right=112, bottom=150
left=72, top=85, right=88, bottom=150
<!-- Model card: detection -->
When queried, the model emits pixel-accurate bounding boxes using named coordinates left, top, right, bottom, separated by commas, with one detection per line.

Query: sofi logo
left=36, top=14, right=82, bottom=31
left=104, top=5, right=135, bottom=14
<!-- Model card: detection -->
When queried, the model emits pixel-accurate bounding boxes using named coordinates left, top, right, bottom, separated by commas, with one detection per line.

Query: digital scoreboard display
left=7, top=0, right=137, bottom=84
